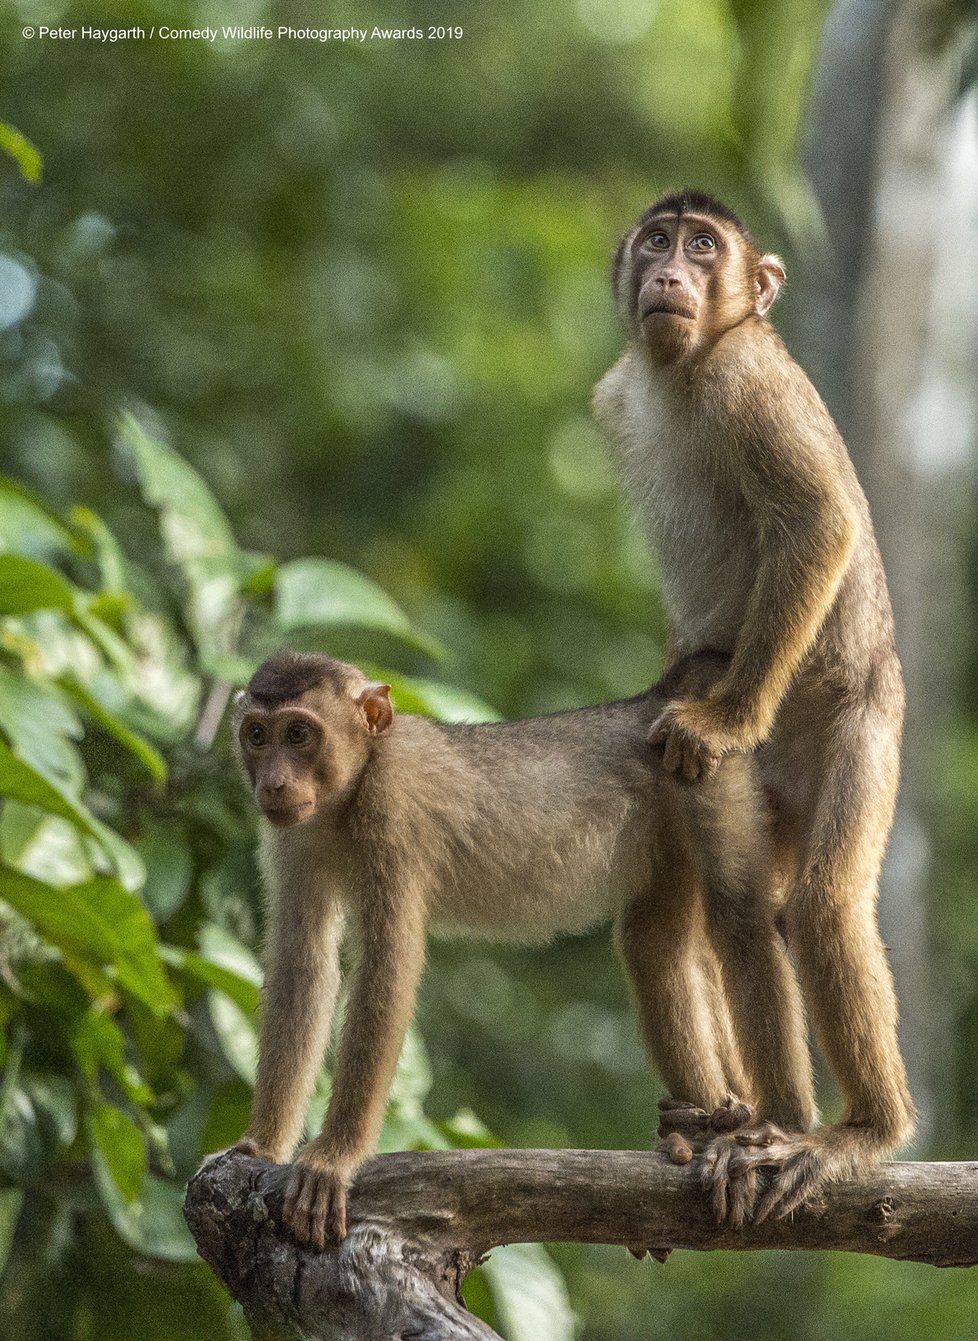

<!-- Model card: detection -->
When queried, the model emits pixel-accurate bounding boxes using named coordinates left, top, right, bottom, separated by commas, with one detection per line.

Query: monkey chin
left=260, top=801, right=316, bottom=829
left=640, top=313, right=696, bottom=363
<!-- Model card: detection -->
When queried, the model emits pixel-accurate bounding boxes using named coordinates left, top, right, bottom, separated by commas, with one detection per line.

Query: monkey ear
left=357, top=683, right=394, bottom=736
left=755, top=255, right=786, bottom=316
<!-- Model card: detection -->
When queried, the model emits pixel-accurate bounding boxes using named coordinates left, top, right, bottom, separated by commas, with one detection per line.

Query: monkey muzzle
left=261, top=800, right=314, bottom=828
left=641, top=301, right=695, bottom=322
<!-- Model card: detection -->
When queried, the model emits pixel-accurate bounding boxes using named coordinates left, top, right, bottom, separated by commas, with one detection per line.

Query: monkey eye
left=245, top=723, right=267, bottom=748
left=688, top=233, right=716, bottom=252
left=285, top=720, right=313, bottom=746
left=642, top=231, right=670, bottom=251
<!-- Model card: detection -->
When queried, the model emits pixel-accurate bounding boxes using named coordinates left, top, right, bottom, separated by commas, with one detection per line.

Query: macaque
left=230, top=648, right=807, bottom=1249
left=593, top=188, right=914, bottom=1222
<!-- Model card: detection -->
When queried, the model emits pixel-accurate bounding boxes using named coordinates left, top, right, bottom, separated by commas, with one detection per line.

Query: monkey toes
left=282, top=1160, right=349, bottom=1252
left=699, top=1125, right=831, bottom=1228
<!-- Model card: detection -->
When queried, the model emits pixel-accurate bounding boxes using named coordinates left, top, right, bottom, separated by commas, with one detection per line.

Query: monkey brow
left=640, top=190, right=755, bottom=247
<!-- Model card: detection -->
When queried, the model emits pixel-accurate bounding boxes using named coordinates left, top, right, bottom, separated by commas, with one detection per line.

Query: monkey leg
left=701, top=882, right=814, bottom=1133
left=712, top=715, right=915, bottom=1224
left=615, top=858, right=747, bottom=1117
left=685, top=758, right=815, bottom=1132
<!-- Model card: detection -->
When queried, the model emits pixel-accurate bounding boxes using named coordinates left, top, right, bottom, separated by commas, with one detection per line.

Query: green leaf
left=0, top=554, right=76, bottom=615
left=161, top=947, right=260, bottom=1015
left=57, top=677, right=167, bottom=783
left=275, top=558, right=443, bottom=657
left=381, top=670, right=501, bottom=723
left=0, top=866, right=176, bottom=1014
left=23, top=1073, right=78, bottom=1151
left=482, top=1243, right=578, bottom=1341
left=69, top=505, right=128, bottom=591
left=0, top=476, right=79, bottom=558
left=0, top=666, right=85, bottom=792
left=0, top=1188, right=23, bottom=1273
left=0, top=122, right=41, bottom=183
left=73, top=1008, right=153, bottom=1106
left=119, top=416, right=247, bottom=661
left=135, top=824, right=192, bottom=922
left=202, top=1081, right=253, bottom=1153
left=0, top=808, right=93, bottom=887
left=208, top=992, right=258, bottom=1083
left=88, top=1099, right=146, bottom=1203
left=94, top=1169, right=197, bottom=1261
left=120, top=414, right=237, bottom=565
left=0, top=1089, right=41, bottom=1183
left=437, top=1108, right=502, bottom=1149
left=0, top=733, right=144, bottom=887
left=0, top=738, right=100, bottom=836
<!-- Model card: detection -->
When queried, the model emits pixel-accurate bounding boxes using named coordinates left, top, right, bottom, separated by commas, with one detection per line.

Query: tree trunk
left=185, top=1150, right=978, bottom=1340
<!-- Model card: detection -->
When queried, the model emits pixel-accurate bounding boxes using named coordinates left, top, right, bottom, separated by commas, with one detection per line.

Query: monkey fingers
left=649, top=710, right=722, bottom=783
left=657, top=1097, right=712, bottom=1141
left=283, top=1163, right=348, bottom=1251
left=658, top=1096, right=756, bottom=1179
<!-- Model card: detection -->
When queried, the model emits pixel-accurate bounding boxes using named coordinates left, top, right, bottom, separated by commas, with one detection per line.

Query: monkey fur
left=594, top=188, right=914, bottom=1223
left=230, top=649, right=801, bottom=1247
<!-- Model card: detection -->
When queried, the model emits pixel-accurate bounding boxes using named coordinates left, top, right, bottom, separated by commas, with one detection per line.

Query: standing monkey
left=594, top=189, right=914, bottom=1221
left=228, top=649, right=805, bottom=1248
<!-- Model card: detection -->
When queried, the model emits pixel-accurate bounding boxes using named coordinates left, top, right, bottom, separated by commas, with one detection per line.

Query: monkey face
left=630, top=212, right=737, bottom=359
left=237, top=707, right=334, bottom=827
left=235, top=671, right=394, bottom=828
left=614, top=195, right=785, bottom=363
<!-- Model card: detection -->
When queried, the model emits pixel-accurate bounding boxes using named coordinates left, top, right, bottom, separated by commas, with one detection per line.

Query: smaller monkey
left=229, top=649, right=807, bottom=1249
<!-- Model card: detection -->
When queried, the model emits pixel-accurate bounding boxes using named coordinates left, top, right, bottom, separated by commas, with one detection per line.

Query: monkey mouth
left=641, top=303, right=695, bottom=321
left=262, top=801, right=314, bottom=828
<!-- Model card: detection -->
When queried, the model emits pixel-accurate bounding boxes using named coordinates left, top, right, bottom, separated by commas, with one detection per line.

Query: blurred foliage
left=1, top=0, right=977, bottom=1338
left=0, top=427, right=573, bottom=1337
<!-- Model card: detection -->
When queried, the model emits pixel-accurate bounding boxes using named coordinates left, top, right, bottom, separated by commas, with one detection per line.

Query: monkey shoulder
left=591, top=351, right=635, bottom=434
left=702, top=322, right=859, bottom=501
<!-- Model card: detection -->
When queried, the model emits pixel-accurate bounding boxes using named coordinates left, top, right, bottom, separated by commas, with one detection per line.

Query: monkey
left=592, top=188, right=915, bottom=1224
left=228, top=647, right=811, bottom=1249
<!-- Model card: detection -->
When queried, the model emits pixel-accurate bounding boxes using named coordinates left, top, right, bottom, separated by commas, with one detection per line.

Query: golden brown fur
left=229, top=649, right=805, bottom=1248
left=593, top=190, right=914, bottom=1223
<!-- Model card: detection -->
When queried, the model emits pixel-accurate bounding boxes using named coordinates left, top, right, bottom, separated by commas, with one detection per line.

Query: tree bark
left=185, top=1150, right=978, bottom=1340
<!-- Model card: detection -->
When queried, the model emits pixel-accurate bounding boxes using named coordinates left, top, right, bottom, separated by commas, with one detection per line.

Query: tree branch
left=185, top=1150, right=978, bottom=1340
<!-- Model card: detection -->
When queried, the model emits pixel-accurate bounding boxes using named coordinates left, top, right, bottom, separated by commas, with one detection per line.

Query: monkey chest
left=645, top=466, right=758, bottom=642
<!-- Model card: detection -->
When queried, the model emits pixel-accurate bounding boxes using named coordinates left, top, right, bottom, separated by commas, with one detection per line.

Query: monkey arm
left=239, top=879, right=345, bottom=1163
left=282, top=887, right=428, bottom=1247
left=651, top=439, right=858, bottom=779
left=709, top=439, right=859, bottom=746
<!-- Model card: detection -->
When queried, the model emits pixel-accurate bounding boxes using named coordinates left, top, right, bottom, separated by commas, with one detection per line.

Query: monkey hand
left=282, top=1138, right=353, bottom=1251
left=656, top=1096, right=755, bottom=1165
left=649, top=700, right=742, bottom=782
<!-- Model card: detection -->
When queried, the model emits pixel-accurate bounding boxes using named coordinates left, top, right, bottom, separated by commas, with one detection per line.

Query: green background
left=1, top=1, right=977, bottom=1337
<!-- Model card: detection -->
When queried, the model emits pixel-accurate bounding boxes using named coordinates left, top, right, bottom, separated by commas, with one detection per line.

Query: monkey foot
left=699, top=1125, right=840, bottom=1228
left=282, top=1143, right=352, bottom=1251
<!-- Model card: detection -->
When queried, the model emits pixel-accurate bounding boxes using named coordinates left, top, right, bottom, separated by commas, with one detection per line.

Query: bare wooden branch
left=184, top=1149, right=978, bottom=1340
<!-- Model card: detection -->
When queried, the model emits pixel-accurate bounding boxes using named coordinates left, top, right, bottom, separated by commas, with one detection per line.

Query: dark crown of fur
left=246, top=651, right=338, bottom=705
left=640, top=189, right=755, bottom=246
